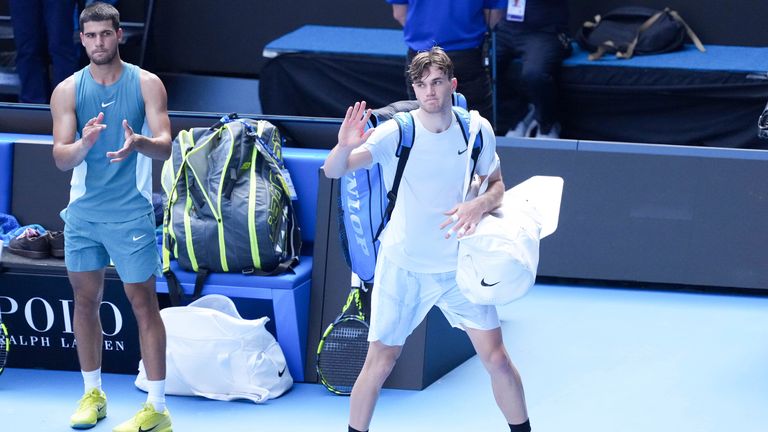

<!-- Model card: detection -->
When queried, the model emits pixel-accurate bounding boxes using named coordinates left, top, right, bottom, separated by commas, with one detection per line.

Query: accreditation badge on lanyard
left=507, top=0, right=526, bottom=22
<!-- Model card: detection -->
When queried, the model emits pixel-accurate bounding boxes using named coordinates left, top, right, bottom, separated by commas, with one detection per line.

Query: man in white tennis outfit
left=323, top=47, right=531, bottom=432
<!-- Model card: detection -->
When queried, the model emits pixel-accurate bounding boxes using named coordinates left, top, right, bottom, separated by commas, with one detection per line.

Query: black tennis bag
left=161, top=114, right=301, bottom=304
left=576, top=6, right=705, bottom=60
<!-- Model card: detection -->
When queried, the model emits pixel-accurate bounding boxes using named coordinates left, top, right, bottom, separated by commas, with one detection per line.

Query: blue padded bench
left=155, top=147, right=329, bottom=381
left=0, top=139, right=12, bottom=214
left=0, top=133, right=54, bottom=215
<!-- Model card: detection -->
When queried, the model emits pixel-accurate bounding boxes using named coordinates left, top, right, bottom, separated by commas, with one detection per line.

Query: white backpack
left=135, top=294, right=293, bottom=403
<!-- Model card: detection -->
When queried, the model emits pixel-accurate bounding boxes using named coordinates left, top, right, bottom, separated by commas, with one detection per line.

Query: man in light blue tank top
left=50, top=3, right=173, bottom=431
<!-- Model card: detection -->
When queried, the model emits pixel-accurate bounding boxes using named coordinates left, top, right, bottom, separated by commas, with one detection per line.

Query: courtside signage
left=0, top=274, right=140, bottom=373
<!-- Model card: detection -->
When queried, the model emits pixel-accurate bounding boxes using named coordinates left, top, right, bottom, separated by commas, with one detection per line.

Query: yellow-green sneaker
left=113, top=403, right=172, bottom=432
left=70, top=388, right=107, bottom=429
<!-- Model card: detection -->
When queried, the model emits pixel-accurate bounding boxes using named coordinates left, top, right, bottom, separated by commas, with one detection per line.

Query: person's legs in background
left=8, top=0, right=79, bottom=103
left=9, top=0, right=48, bottom=103
left=43, top=0, right=80, bottom=90
left=496, top=24, right=571, bottom=138
left=518, top=30, right=571, bottom=138
left=448, top=47, right=494, bottom=128
left=495, top=29, right=532, bottom=137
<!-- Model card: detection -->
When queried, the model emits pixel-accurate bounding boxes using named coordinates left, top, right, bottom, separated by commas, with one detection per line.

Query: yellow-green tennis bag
left=161, top=114, right=301, bottom=303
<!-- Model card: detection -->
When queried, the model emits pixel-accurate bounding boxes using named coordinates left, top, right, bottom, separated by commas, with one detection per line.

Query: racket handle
left=350, top=272, right=362, bottom=288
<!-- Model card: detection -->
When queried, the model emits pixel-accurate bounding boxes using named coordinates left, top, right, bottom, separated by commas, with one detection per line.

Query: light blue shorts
left=368, top=253, right=500, bottom=347
left=62, top=210, right=161, bottom=284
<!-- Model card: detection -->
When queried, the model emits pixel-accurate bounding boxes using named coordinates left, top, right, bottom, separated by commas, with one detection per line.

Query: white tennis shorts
left=368, top=253, right=500, bottom=346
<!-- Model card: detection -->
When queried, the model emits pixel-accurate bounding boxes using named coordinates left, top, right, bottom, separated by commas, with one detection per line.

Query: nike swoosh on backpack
left=480, top=278, right=500, bottom=287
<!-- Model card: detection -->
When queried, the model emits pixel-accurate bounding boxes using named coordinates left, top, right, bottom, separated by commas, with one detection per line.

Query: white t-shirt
left=362, top=110, right=497, bottom=273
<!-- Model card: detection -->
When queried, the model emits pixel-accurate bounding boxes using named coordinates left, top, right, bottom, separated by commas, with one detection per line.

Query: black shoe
left=7, top=228, right=50, bottom=259
left=48, top=231, right=65, bottom=258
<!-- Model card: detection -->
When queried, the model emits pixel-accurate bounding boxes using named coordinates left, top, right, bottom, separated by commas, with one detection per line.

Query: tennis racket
left=316, top=274, right=369, bottom=395
left=0, top=314, right=9, bottom=375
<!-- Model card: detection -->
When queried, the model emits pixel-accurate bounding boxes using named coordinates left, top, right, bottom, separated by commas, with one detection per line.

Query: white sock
left=146, top=379, right=166, bottom=412
left=81, top=368, right=102, bottom=393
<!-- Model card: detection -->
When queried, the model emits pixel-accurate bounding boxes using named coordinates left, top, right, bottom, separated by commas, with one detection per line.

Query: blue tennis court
left=2, top=281, right=766, bottom=431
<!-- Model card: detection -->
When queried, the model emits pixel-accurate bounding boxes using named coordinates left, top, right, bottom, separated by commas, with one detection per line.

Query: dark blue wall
left=2, top=1, right=766, bottom=76
left=141, top=0, right=768, bottom=77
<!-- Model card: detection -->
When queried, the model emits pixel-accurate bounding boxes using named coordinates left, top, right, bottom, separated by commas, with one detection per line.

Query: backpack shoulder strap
left=452, top=106, right=484, bottom=169
left=374, top=112, right=414, bottom=240
left=453, top=107, right=471, bottom=142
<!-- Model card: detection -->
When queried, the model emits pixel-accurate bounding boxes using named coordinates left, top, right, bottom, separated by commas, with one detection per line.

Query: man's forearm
left=322, top=144, right=354, bottom=179
left=134, top=134, right=172, bottom=160
left=53, top=140, right=91, bottom=171
left=477, top=177, right=505, bottom=213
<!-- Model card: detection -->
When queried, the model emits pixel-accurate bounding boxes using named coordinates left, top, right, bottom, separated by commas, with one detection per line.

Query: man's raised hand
left=106, top=119, right=137, bottom=163
left=338, top=101, right=375, bottom=149
left=81, top=112, right=106, bottom=149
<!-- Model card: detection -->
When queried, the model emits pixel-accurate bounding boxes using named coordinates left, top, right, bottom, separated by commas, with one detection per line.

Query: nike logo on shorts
left=480, top=278, right=500, bottom=287
left=132, top=234, right=147, bottom=241
left=101, top=100, right=116, bottom=108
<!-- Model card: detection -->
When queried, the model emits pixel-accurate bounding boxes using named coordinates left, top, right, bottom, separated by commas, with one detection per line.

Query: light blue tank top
left=67, top=62, right=153, bottom=222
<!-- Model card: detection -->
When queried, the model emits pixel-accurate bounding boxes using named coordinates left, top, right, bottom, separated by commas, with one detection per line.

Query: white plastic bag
left=135, top=294, right=293, bottom=402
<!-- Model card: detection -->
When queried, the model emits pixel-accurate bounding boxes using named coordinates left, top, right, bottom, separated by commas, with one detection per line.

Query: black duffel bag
left=577, top=6, right=705, bottom=60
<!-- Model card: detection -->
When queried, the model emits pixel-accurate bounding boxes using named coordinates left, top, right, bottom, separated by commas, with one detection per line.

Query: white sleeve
left=361, top=119, right=400, bottom=169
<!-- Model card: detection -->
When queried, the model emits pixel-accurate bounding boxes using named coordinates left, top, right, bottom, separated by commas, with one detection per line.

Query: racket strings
left=317, top=319, right=369, bottom=394
left=0, top=323, right=8, bottom=371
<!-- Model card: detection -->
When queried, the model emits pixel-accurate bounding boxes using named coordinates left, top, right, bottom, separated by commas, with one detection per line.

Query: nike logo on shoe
left=138, top=426, right=158, bottom=432
left=480, top=278, right=500, bottom=287
left=101, top=100, right=116, bottom=108
left=132, top=234, right=147, bottom=241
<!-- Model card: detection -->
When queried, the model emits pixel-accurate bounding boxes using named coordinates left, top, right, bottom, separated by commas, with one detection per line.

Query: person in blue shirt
left=388, top=0, right=505, bottom=128
left=50, top=3, right=172, bottom=431
left=496, top=0, right=572, bottom=138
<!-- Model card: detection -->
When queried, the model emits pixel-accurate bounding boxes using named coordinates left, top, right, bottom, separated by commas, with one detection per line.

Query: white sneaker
left=505, top=104, right=535, bottom=137
left=536, top=122, right=561, bottom=139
